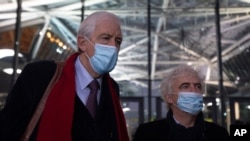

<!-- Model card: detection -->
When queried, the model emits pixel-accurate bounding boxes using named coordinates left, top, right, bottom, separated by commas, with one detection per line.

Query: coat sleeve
left=0, top=61, right=56, bottom=141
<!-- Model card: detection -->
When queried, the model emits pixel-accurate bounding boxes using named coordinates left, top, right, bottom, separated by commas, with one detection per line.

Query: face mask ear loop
left=84, top=36, right=95, bottom=59
left=167, top=93, right=180, bottom=109
left=84, top=36, right=95, bottom=48
left=84, top=52, right=90, bottom=59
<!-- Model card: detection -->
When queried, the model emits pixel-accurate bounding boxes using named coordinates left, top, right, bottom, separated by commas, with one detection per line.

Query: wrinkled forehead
left=90, top=12, right=120, bottom=25
left=93, top=19, right=122, bottom=37
left=94, top=14, right=121, bottom=30
left=173, top=72, right=201, bottom=84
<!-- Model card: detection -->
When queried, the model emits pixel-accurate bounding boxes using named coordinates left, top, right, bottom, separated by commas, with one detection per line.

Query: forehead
left=173, top=73, right=201, bottom=86
left=92, top=19, right=122, bottom=38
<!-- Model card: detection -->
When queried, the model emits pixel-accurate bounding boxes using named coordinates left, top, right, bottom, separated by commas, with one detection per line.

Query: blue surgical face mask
left=85, top=39, right=118, bottom=74
left=173, top=92, right=203, bottom=115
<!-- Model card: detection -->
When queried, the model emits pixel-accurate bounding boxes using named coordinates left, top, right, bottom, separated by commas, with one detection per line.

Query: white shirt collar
left=75, top=56, right=102, bottom=104
left=75, top=56, right=93, bottom=91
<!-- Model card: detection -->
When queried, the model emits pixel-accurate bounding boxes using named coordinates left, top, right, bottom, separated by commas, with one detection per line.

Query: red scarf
left=37, top=53, right=129, bottom=141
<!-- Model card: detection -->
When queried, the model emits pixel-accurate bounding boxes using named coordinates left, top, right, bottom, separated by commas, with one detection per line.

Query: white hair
left=77, top=11, right=121, bottom=38
left=160, top=64, right=205, bottom=103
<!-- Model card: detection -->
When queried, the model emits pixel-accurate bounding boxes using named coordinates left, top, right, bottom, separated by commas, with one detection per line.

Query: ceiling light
left=0, top=49, right=23, bottom=59
left=207, top=102, right=213, bottom=106
left=56, top=48, right=63, bottom=54
left=187, top=62, right=193, bottom=65
left=247, top=105, right=250, bottom=110
left=3, top=68, right=22, bottom=75
left=122, top=107, right=131, bottom=113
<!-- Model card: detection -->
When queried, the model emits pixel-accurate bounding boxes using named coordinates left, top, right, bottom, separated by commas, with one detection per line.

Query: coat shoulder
left=139, top=119, right=167, bottom=129
left=23, top=60, right=56, bottom=72
left=204, top=121, right=230, bottom=140
left=133, top=119, right=168, bottom=141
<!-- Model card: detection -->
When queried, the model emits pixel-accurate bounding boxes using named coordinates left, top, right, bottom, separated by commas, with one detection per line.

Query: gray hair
left=77, top=11, right=121, bottom=38
left=160, top=64, right=205, bottom=103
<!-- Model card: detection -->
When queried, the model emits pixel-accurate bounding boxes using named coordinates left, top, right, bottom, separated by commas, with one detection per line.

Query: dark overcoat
left=133, top=110, right=230, bottom=141
left=0, top=61, right=120, bottom=141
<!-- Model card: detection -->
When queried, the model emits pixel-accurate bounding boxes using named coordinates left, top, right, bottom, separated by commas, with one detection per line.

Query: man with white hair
left=0, top=11, right=129, bottom=141
left=133, top=64, right=229, bottom=141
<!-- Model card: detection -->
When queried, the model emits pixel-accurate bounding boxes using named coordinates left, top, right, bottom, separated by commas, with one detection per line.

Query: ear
left=165, top=94, right=173, bottom=104
left=77, top=36, right=87, bottom=52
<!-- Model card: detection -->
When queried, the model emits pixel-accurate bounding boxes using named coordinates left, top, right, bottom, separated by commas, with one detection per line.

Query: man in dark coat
left=133, top=65, right=229, bottom=141
left=0, top=11, right=129, bottom=141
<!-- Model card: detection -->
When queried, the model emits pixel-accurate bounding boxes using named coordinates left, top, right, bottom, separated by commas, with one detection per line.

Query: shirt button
left=110, top=132, right=113, bottom=138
